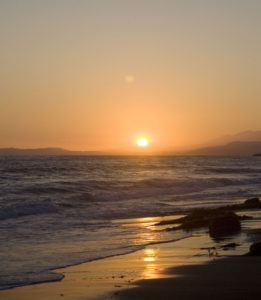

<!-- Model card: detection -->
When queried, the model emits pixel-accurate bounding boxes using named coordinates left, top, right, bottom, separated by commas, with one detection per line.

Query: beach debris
left=209, top=211, right=241, bottom=239
left=165, top=209, right=222, bottom=231
left=246, top=241, right=261, bottom=256
left=60, top=294, right=64, bottom=296
left=120, top=275, right=125, bottom=278
left=200, top=247, right=218, bottom=257
left=240, top=215, right=252, bottom=220
left=114, top=284, right=122, bottom=288
left=164, top=209, right=241, bottom=235
left=243, top=197, right=261, bottom=208
left=200, top=243, right=240, bottom=255
left=221, top=242, right=239, bottom=250
left=158, top=197, right=261, bottom=237
left=157, top=197, right=261, bottom=229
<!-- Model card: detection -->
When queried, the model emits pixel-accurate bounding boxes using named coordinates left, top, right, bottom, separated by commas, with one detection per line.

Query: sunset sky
left=1, top=0, right=261, bottom=152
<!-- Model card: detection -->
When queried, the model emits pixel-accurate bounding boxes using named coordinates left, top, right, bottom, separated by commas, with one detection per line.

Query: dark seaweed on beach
left=156, top=198, right=260, bottom=234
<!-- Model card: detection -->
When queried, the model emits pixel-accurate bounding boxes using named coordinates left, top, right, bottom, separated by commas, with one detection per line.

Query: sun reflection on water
left=144, top=257, right=155, bottom=262
left=137, top=217, right=158, bottom=229
left=142, top=248, right=159, bottom=278
left=144, top=248, right=156, bottom=257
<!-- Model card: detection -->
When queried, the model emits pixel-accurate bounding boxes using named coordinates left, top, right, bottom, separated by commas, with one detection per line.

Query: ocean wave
left=0, top=271, right=64, bottom=290
left=76, top=176, right=261, bottom=203
left=0, top=200, right=57, bottom=221
left=199, top=167, right=261, bottom=174
left=2, top=176, right=259, bottom=221
left=1, top=156, right=261, bottom=291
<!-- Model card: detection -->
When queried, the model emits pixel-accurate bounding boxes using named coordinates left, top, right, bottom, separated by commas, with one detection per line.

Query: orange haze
left=1, top=1, right=261, bottom=153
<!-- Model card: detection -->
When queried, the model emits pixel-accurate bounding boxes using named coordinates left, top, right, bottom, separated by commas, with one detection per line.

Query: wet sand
left=115, top=256, right=261, bottom=300
left=1, top=210, right=261, bottom=300
left=0, top=232, right=224, bottom=300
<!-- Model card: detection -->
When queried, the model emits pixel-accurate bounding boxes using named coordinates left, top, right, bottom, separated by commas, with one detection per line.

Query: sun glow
left=137, top=138, right=148, bottom=147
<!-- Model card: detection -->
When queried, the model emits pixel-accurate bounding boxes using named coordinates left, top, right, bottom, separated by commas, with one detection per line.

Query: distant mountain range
left=185, top=130, right=261, bottom=156
left=186, top=141, right=261, bottom=156
left=1, top=130, right=261, bottom=156
left=206, top=130, right=261, bottom=146
left=1, top=142, right=261, bottom=156
left=0, top=148, right=101, bottom=156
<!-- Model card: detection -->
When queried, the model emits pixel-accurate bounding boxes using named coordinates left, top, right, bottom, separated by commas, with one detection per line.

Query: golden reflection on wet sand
left=0, top=216, right=211, bottom=300
left=143, top=248, right=159, bottom=279
left=137, top=217, right=158, bottom=228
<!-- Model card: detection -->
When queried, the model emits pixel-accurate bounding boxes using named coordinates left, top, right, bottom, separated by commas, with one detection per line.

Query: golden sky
left=1, top=0, right=261, bottom=152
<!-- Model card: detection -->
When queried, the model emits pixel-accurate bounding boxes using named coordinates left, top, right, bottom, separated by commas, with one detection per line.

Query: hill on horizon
left=0, top=147, right=101, bottom=156
left=1, top=141, right=261, bottom=156
left=1, top=130, right=261, bottom=156
left=186, top=141, right=261, bottom=156
left=206, top=130, right=261, bottom=146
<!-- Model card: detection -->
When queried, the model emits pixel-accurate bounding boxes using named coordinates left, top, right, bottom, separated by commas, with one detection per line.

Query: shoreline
left=0, top=214, right=190, bottom=291
left=1, top=200, right=261, bottom=299
left=0, top=232, right=217, bottom=300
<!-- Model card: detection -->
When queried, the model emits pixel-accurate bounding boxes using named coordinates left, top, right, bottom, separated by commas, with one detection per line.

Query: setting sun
left=137, top=138, right=149, bottom=147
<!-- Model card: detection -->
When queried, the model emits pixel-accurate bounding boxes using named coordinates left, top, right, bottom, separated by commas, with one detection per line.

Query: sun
left=137, top=138, right=148, bottom=147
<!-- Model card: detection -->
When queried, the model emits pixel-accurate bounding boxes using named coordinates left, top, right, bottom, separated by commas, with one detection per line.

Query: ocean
left=0, top=155, right=261, bottom=289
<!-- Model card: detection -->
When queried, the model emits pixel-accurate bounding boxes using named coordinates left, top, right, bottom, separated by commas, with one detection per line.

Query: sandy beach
left=1, top=205, right=261, bottom=300
left=0, top=233, right=213, bottom=300
left=115, top=256, right=261, bottom=300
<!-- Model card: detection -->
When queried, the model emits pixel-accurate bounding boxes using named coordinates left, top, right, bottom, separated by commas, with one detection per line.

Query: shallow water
left=0, top=155, right=261, bottom=289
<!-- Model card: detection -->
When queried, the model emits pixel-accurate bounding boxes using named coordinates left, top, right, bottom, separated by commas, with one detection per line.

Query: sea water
left=0, top=156, right=261, bottom=289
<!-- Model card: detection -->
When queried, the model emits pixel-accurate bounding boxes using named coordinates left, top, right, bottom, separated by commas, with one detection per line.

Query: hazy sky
left=1, top=0, right=261, bottom=152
